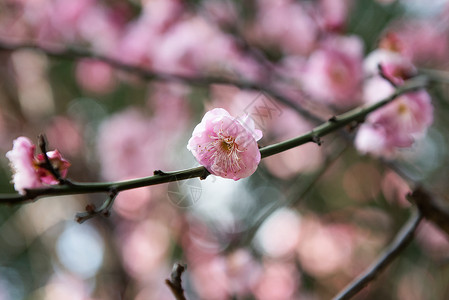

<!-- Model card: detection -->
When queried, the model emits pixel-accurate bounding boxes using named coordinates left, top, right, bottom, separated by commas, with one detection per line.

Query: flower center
left=203, top=126, right=246, bottom=175
left=397, top=102, right=409, bottom=115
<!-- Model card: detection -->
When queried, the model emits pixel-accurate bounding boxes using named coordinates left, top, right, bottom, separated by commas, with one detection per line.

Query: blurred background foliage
left=0, top=0, right=449, bottom=299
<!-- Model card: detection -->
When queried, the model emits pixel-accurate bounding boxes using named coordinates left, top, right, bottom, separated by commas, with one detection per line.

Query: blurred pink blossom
left=255, top=208, right=301, bottom=258
left=45, top=116, right=83, bottom=157
left=6, top=137, right=70, bottom=194
left=416, top=220, right=449, bottom=260
left=252, top=260, right=300, bottom=300
left=96, top=109, right=157, bottom=181
left=301, top=35, right=364, bottom=107
left=297, top=216, right=355, bottom=277
left=113, top=187, right=152, bottom=220
left=151, top=16, right=248, bottom=77
left=381, top=171, right=411, bottom=207
left=364, top=49, right=416, bottom=86
left=116, top=16, right=157, bottom=67
left=116, top=0, right=183, bottom=67
left=355, top=91, right=433, bottom=157
left=6, top=137, right=41, bottom=194
left=76, top=60, right=116, bottom=94
left=386, top=20, right=449, bottom=66
left=147, top=83, right=191, bottom=132
left=135, top=284, right=175, bottom=300
left=354, top=124, right=389, bottom=157
left=226, top=249, right=262, bottom=296
left=96, top=106, right=187, bottom=181
left=49, top=0, right=93, bottom=41
left=190, top=256, right=232, bottom=300
left=362, top=49, right=419, bottom=123
left=200, top=0, right=238, bottom=27
left=250, top=0, right=318, bottom=56
left=76, top=5, right=124, bottom=54
left=0, top=3, right=30, bottom=42
left=34, top=0, right=93, bottom=44
left=262, top=108, right=323, bottom=178
left=318, top=0, right=354, bottom=32
left=397, top=270, right=430, bottom=300
left=187, top=108, right=262, bottom=180
left=358, top=48, right=433, bottom=157
left=119, top=220, right=171, bottom=278
left=191, top=249, right=261, bottom=299
left=379, top=32, right=405, bottom=53
left=363, top=76, right=396, bottom=105
left=44, top=273, right=94, bottom=300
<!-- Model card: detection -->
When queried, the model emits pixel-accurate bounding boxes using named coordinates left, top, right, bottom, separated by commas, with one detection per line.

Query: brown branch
left=407, top=187, right=449, bottom=236
left=165, top=263, right=187, bottom=300
left=0, top=76, right=428, bottom=206
left=0, top=40, right=322, bottom=123
left=332, top=208, right=423, bottom=300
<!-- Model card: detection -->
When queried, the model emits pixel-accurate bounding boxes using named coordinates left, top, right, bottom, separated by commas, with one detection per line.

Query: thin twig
left=165, top=263, right=187, bottom=300
left=38, top=134, right=65, bottom=184
left=332, top=208, right=423, bottom=300
left=0, top=76, right=428, bottom=205
left=75, top=189, right=119, bottom=223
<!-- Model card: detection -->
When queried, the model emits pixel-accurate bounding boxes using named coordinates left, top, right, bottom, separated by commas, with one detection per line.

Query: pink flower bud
left=6, top=137, right=42, bottom=195
left=6, top=137, right=70, bottom=194
left=36, top=150, right=71, bottom=185
left=187, top=108, right=262, bottom=180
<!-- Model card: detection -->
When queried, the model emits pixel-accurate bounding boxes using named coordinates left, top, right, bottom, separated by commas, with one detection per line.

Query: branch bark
left=408, top=187, right=449, bottom=236
left=165, top=263, right=188, bottom=300
left=0, top=76, right=428, bottom=204
left=332, top=208, right=423, bottom=300
left=0, top=40, right=321, bottom=123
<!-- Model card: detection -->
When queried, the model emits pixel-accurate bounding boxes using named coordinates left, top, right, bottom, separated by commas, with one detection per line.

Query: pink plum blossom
left=190, top=250, right=262, bottom=299
left=6, top=137, right=41, bottom=194
left=301, top=35, right=364, bottom=107
left=187, top=108, right=262, bottom=180
left=381, top=171, right=411, bottom=207
left=45, top=116, right=83, bottom=157
left=119, top=220, right=171, bottom=278
left=96, top=109, right=161, bottom=181
left=76, top=60, right=116, bottom=94
left=250, top=0, right=319, bottom=56
left=385, top=20, right=449, bottom=66
left=355, top=91, right=433, bottom=157
left=296, top=216, right=356, bottom=277
left=36, top=150, right=70, bottom=184
left=354, top=124, right=390, bottom=157
left=363, top=49, right=417, bottom=104
left=6, top=137, right=70, bottom=194
left=318, top=0, right=354, bottom=32
left=255, top=208, right=301, bottom=258
left=363, top=49, right=415, bottom=104
left=252, top=260, right=300, bottom=300
left=151, top=16, right=255, bottom=78
left=357, top=47, right=433, bottom=157
left=364, top=49, right=416, bottom=85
